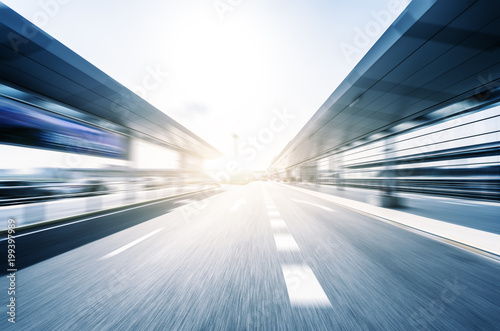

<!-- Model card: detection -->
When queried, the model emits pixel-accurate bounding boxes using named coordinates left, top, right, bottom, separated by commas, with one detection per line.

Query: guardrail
left=0, top=183, right=218, bottom=231
left=313, top=177, right=500, bottom=201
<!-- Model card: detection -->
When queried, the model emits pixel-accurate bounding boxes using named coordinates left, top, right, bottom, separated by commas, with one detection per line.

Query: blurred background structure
left=0, top=1, right=499, bottom=330
left=0, top=3, right=221, bottom=229
left=268, top=0, right=500, bottom=205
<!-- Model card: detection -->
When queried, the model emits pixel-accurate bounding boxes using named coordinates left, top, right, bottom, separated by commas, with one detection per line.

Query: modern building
left=268, top=0, right=500, bottom=202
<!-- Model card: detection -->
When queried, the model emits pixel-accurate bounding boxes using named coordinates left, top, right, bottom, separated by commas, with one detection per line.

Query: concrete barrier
left=0, top=205, right=24, bottom=229
left=280, top=183, right=500, bottom=257
left=0, top=185, right=217, bottom=231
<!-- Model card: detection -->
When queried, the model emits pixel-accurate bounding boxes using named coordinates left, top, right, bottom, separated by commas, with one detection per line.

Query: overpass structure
left=1, top=2, right=500, bottom=330
left=0, top=3, right=221, bottom=229
left=0, top=3, right=220, bottom=174
left=269, top=0, right=500, bottom=203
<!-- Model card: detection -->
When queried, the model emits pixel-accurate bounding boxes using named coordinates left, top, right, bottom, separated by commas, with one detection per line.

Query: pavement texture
left=0, top=182, right=499, bottom=330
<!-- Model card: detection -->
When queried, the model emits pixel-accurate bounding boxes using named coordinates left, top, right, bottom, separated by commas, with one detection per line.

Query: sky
left=1, top=0, right=411, bottom=171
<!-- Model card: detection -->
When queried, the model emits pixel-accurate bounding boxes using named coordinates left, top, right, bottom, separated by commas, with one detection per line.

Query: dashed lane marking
left=230, top=199, right=246, bottom=211
left=291, top=199, right=334, bottom=212
left=282, top=265, right=332, bottom=307
left=270, top=219, right=287, bottom=229
left=268, top=210, right=281, bottom=217
left=274, top=233, right=300, bottom=251
left=99, top=228, right=164, bottom=260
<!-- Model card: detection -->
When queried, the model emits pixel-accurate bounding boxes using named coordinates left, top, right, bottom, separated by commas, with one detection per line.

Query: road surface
left=1, top=182, right=499, bottom=330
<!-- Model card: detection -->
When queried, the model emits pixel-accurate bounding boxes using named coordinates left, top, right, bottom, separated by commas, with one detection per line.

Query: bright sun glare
left=171, top=19, right=265, bottom=114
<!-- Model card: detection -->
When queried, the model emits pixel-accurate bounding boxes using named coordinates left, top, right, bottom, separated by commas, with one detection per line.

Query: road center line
left=282, top=264, right=331, bottom=307
left=99, top=228, right=164, bottom=260
left=230, top=199, right=246, bottom=211
left=274, top=233, right=300, bottom=251
left=268, top=210, right=281, bottom=217
left=443, top=201, right=472, bottom=206
left=291, top=199, right=334, bottom=212
left=270, top=219, right=287, bottom=229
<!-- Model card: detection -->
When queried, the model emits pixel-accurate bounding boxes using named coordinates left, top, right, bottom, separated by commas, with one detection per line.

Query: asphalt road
left=1, top=182, right=499, bottom=330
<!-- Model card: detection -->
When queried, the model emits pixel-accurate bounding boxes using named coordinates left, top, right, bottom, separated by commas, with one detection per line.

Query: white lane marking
left=282, top=184, right=500, bottom=256
left=274, top=233, right=300, bottom=251
left=282, top=265, right=331, bottom=307
left=174, top=199, right=193, bottom=204
left=1, top=188, right=218, bottom=240
left=270, top=219, right=287, bottom=229
left=230, top=199, right=246, bottom=211
left=291, top=199, right=334, bottom=212
left=442, top=201, right=472, bottom=206
left=411, top=195, right=500, bottom=207
left=448, top=200, right=500, bottom=207
left=267, top=205, right=278, bottom=210
left=268, top=210, right=281, bottom=217
left=99, top=228, right=164, bottom=260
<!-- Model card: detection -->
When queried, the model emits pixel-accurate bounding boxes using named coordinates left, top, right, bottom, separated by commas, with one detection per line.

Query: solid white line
left=449, top=200, right=500, bottom=207
left=274, top=233, right=300, bottom=251
left=291, top=199, right=334, bottom=212
left=442, top=201, right=471, bottom=206
left=230, top=199, right=246, bottom=211
left=282, top=184, right=500, bottom=256
left=99, top=228, right=164, bottom=260
left=408, top=195, right=500, bottom=207
left=174, top=199, right=193, bottom=204
left=1, top=187, right=221, bottom=240
left=282, top=265, right=331, bottom=307
left=3, top=198, right=174, bottom=240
